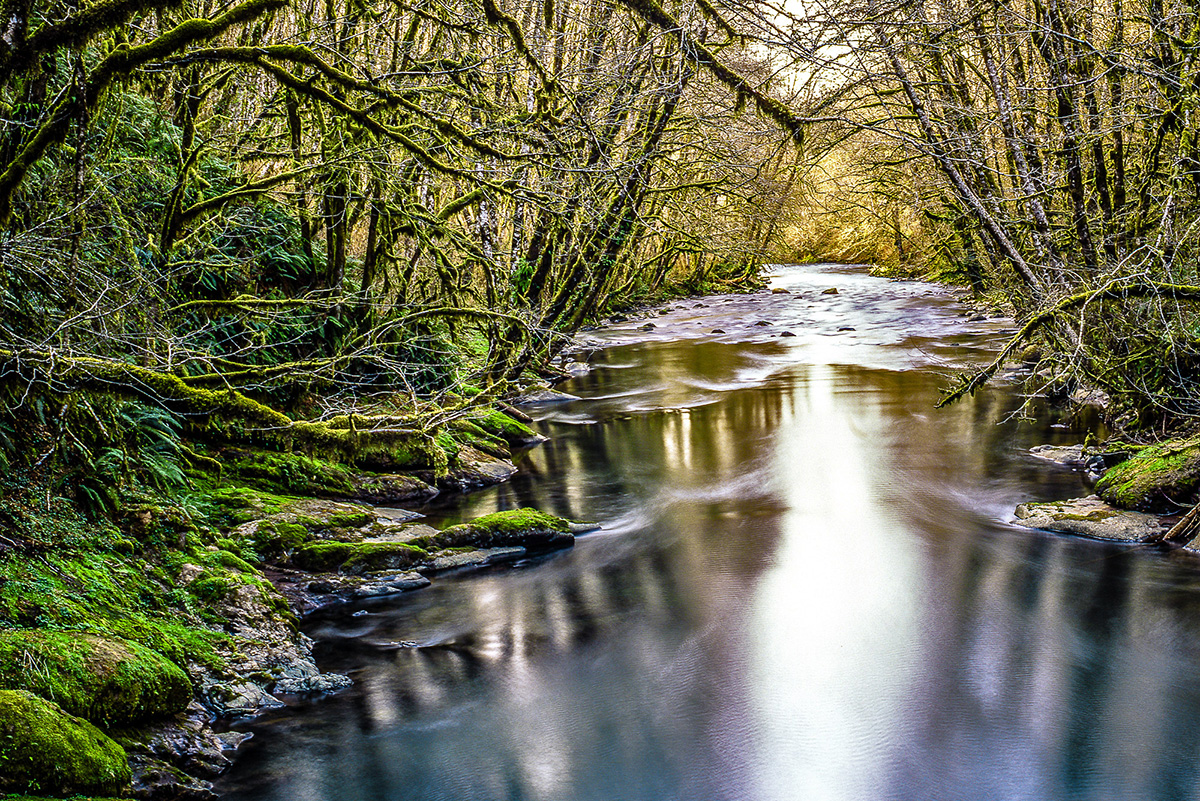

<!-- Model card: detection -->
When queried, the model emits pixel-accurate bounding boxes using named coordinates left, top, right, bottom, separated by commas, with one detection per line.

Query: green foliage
left=218, top=448, right=357, bottom=496
left=0, top=690, right=131, bottom=797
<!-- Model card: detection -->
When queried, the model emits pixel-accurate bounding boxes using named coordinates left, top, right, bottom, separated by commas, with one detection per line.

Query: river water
left=216, top=264, right=1200, bottom=801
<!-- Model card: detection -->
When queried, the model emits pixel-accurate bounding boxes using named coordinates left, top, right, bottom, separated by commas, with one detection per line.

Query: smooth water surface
left=216, top=264, right=1200, bottom=801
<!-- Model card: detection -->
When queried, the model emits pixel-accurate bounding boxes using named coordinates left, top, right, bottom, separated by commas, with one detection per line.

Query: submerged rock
left=1014, top=495, right=1168, bottom=542
left=1029, top=443, right=1109, bottom=480
left=422, top=547, right=528, bottom=573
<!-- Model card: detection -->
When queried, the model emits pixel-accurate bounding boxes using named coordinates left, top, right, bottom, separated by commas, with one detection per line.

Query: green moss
left=340, top=543, right=427, bottom=575
left=290, top=541, right=427, bottom=574
left=324, top=510, right=374, bottom=529
left=1051, top=511, right=1119, bottom=522
left=250, top=520, right=310, bottom=559
left=0, top=549, right=226, bottom=670
left=218, top=448, right=357, bottom=497
left=289, top=542, right=355, bottom=572
left=1095, top=437, right=1200, bottom=511
left=187, top=576, right=234, bottom=603
left=449, top=420, right=509, bottom=458
left=0, top=690, right=131, bottom=796
left=0, top=631, right=189, bottom=727
left=467, top=409, right=539, bottom=445
left=411, top=508, right=574, bottom=551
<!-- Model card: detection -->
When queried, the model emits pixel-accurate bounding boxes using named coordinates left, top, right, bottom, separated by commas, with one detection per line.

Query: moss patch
left=0, top=546, right=227, bottom=670
left=411, top=508, right=574, bottom=551
left=0, top=631, right=189, bottom=727
left=466, top=409, right=540, bottom=445
left=1095, top=436, right=1200, bottom=511
left=290, top=542, right=428, bottom=574
left=0, top=690, right=131, bottom=796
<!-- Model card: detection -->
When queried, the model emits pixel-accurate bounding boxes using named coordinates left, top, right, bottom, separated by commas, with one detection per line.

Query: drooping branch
left=937, top=281, right=1200, bottom=408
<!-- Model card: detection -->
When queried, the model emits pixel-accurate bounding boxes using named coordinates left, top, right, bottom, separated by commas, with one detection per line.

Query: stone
left=1014, top=495, right=1168, bottom=542
left=216, top=730, right=252, bottom=751
left=771, top=288, right=790, bottom=294
left=116, top=703, right=231, bottom=781
left=781, top=331, right=796, bottom=337
left=1095, top=437, right=1200, bottom=511
left=821, top=287, right=839, bottom=295
left=422, top=547, right=527, bottom=573
left=0, top=689, right=131, bottom=796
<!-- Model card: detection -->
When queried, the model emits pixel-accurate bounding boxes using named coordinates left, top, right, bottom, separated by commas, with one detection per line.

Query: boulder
left=1095, top=437, right=1200, bottom=511
left=0, top=631, right=190, bottom=727
left=409, top=508, right=595, bottom=551
left=1014, top=495, right=1168, bottom=542
left=0, top=689, right=131, bottom=796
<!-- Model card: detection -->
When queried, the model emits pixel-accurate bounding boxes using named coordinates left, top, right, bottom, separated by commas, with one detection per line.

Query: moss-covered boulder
left=212, top=447, right=439, bottom=504
left=0, top=689, right=131, bottom=796
left=466, top=409, right=543, bottom=447
left=410, top=508, right=577, bottom=551
left=0, top=631, right=190, bottom=727
left=1095, top=437, right=1200, bottom=511
left=290, top=542, right=429, bottom=574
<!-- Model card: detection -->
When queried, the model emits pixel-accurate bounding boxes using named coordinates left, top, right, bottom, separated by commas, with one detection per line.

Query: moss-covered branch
left=937, top=281, right=1200, bottom=408
left=0, top=0, right=286, bottom=224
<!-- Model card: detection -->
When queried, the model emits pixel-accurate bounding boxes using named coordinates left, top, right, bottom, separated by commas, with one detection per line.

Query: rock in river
left=1014, top=495, right=1169, bottom=542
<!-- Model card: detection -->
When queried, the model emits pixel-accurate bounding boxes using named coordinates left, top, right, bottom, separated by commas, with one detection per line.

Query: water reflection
left=216, top=265, right=1200, bottom=801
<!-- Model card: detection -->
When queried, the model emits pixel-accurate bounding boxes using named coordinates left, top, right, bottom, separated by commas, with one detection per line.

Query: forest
left=0, top=0, right=1199, bottom=793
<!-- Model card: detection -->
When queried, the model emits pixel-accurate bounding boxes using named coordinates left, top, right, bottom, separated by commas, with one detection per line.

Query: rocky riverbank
left=0, top=404, right=599, bottom=801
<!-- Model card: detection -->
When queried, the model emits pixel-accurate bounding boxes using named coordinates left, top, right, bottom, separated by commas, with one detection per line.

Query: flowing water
left=216, top=264, right=1200, bottom=801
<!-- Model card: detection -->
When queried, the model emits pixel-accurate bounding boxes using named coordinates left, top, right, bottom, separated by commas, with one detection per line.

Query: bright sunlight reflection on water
left=215, top=265, right=1200, bottom=801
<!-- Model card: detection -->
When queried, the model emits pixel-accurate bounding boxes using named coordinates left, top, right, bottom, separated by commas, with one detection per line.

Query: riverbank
left=0, top=398, right=605, bottom=800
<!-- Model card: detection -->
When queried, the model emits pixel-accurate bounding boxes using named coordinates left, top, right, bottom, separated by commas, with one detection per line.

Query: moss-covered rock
left=466, top=409, right=543, bottom=446
left=289, top=542, right=356, bottom=572
left=1095, top=437, right=1200, bottom=511
left=290, top=542, right=428, bottom=574
left=219, top=447, right=357, bottom=497
left=0, top=631, right=190, bottom=727
left=0, top=689, right=131, bottom=796
left=411, top=508, right=576, bottom=551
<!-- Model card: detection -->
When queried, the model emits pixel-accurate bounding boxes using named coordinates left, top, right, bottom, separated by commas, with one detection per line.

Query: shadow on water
left=215, top=264, right=1200, bottom=801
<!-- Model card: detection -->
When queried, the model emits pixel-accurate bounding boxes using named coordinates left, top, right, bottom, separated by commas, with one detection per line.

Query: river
left=215, top=263, right=1200, bottom=801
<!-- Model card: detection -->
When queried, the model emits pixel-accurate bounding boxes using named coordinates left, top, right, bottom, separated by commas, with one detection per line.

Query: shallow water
left=216, top=264, right=1200, bottom=801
